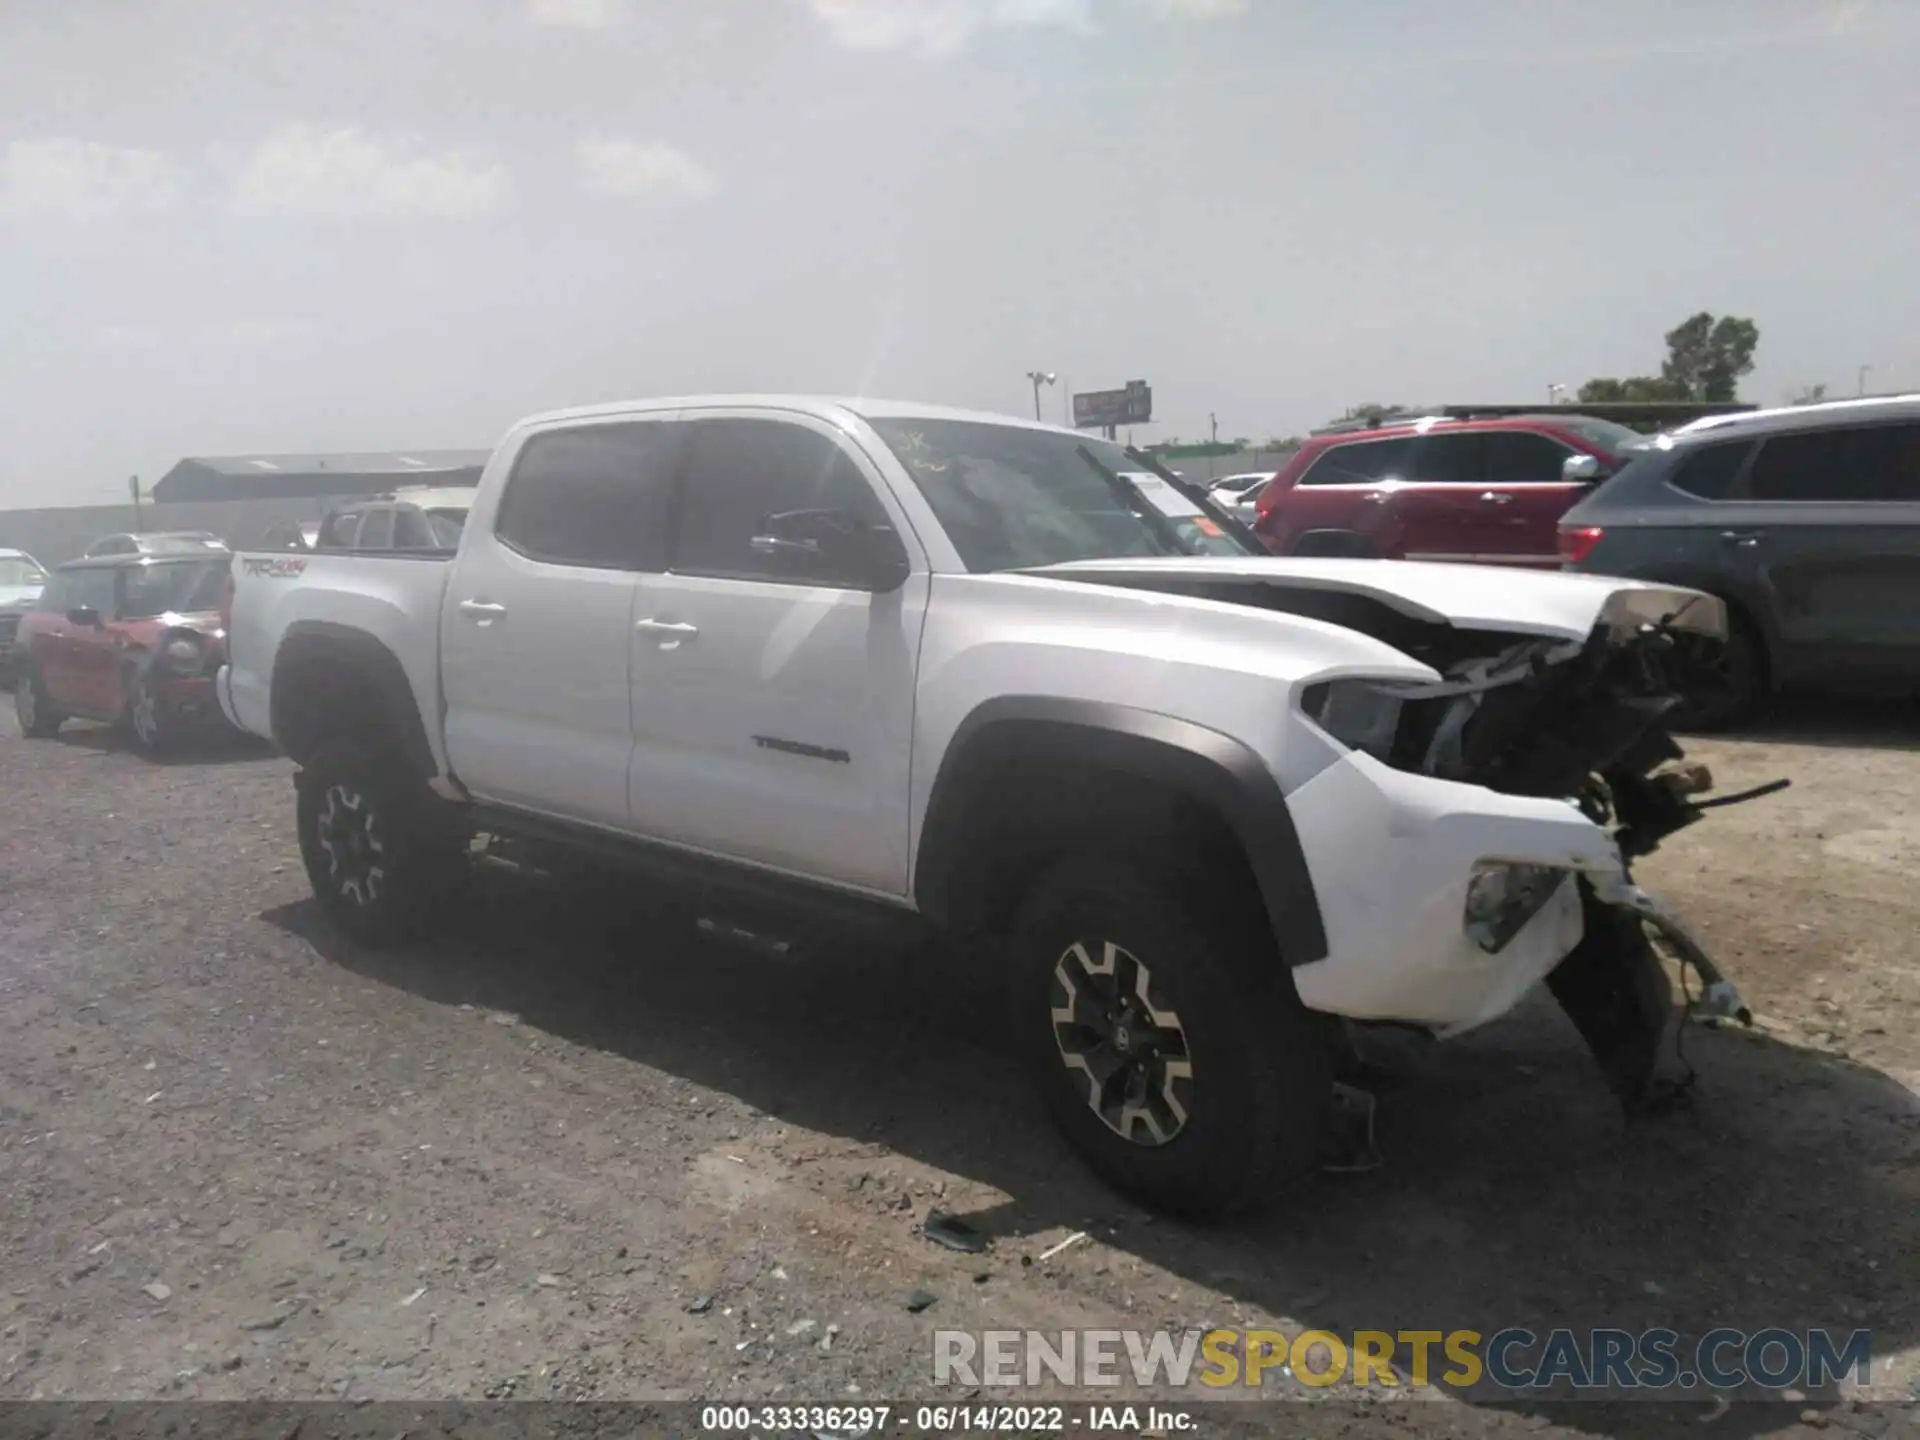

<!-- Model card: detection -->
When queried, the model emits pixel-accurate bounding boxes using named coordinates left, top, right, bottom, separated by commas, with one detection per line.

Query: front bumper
left=1286, top=748, right=1630, bottom=1033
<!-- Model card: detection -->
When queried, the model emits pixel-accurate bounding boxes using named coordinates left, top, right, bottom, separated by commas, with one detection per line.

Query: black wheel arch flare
left=913, top=696, right=1329, bottom=968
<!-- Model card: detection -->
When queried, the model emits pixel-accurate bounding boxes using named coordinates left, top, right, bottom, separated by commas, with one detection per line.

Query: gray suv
left=1558, top=394, right=1920, bottom=727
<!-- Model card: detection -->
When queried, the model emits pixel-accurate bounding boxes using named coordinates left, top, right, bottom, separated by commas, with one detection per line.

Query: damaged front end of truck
left=1030, top=557, right=1785, bottom=1113
left=1303, top=590, right=1778, bottom=1112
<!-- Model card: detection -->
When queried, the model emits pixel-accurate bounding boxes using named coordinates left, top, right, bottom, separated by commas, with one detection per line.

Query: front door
left=627, top=411, right=927, bottom=896
left=64, top=568, right=124, bottom=714
left=439, top=416, right=684, bottom=829
left=1476, top=430, right=1591, bottom=567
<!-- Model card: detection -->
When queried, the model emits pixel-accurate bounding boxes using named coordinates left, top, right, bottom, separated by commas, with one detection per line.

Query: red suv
left=12, top=551, right=232, bottom=755
left=1252, top=413, right=1648, bottom=566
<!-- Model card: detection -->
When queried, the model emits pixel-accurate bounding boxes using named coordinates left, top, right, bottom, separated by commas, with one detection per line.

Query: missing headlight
left=1464, top=862, right=1570, bottom=953
left=1299, top=679, right=1404, bottom=762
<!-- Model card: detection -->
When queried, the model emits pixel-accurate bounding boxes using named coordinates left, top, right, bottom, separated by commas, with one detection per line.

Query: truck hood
left=1019, top=557, right=1725, bottom=644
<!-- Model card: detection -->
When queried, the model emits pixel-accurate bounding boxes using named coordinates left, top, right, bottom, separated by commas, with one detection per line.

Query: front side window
left=1747, top=422, right=1920, bottom=502
left=1484, top=431, right=1576, bottom=485
left=672, top=418, right=899, bottom=585
left=66, top=569, right=117, bottom=615
left=867, top=418, right=1251, bottom=572
left=1411, top=433, right=1485, bottom=484
left=119, top=560, right=227, bottom=618
left=1297, top=437, right=1416, bottom=486
left=495, top=421, right=682, bottom=570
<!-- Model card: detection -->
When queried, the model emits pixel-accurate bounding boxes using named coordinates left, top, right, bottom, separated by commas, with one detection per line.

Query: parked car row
left=1223, top=394, right=1920, bottom=725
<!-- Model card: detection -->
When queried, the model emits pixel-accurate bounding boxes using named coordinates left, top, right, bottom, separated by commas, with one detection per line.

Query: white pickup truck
left=219, top=395, right=1753, bottom=1216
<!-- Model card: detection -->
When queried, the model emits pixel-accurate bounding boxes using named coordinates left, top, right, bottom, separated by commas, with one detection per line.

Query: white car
left=0, top=547, right=49, bottom=675
left=1206, top=470, right=1278, bottom=524
left=218, top=395, right=1747, bottom=1216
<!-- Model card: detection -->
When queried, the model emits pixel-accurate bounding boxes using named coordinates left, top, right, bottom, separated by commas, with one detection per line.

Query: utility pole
left=1026, top=370, right=1056, bottom=421
left=128, top=475, right=142, bottom=530
left=1209, top=413, right=1218, bottom=445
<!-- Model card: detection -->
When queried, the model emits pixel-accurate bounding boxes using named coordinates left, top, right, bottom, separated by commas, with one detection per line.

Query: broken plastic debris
left=686, top=1295, right=713, bottom=1314
left=142, top=1282, right=172, bottom=1302
left=400, top=1287, right=427, bottom=1307
left=922, top=1210, right=988, bottom=1254
left=904, top=1288, right=938, bottom=1313
left=1036, top=1232, right=1088, bottom=1262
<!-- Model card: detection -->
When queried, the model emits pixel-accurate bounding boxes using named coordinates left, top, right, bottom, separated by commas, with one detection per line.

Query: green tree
left=1577, top=376, right=1687, bottom=403
left=1579, top=312, right=1761, bottom=404
left=1661, top=312, right=1760, bottom=402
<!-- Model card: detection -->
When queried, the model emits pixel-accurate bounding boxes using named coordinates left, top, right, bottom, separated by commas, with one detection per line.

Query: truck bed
left=222, top=549, right=454, bottom=776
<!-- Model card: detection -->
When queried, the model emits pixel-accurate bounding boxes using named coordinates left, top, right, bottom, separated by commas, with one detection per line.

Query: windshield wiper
left=1122, top=446, right=1263, bottom=549
left=1075, top=446, right=1188, bottom=556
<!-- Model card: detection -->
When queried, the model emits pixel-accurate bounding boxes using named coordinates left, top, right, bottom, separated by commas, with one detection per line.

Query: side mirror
left=752, top=509, right=911, bottom=593
left=1562, top=454, right=1604, bottom=485
left=67, top=606, right=102, bottom=627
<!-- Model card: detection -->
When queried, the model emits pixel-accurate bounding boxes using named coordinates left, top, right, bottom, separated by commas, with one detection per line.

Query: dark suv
left=1559, top=395, right=1920, bottom=725
left=1251, top=413, right=1648, bottom=566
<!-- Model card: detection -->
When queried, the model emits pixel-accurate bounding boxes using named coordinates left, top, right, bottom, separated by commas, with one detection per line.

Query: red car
left=1251, top=413, right=1648, bottom=567
left=12, top=551, right=232, bottom=755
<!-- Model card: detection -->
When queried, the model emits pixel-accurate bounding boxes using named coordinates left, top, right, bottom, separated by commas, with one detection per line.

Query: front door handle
left=1719, top=531, right=1763, bottom=548
left=635, top=618, right=699, bottom=642
left=457, top=599, right=508, bottom=624
left=1479, top=491, right=1515, bottom=504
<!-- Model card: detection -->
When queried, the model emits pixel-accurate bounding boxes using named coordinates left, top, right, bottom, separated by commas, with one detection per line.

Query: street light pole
left=1026, top=370, right=1056, bottom=421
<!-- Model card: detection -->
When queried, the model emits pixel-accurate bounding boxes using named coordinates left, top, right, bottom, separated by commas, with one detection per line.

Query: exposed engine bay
left=1030, top=557, right=1788, bottom=1114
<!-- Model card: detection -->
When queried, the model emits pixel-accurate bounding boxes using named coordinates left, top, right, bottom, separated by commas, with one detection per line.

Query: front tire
left=122, top=661, right=168, bottom=756
left=1007, top=858, right=1330, bottom=1219
left=296, top=742, right=465, bottom=947
left=14, top=665, right=62, bottom=738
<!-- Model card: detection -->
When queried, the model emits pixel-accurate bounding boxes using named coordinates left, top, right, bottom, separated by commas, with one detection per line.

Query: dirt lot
left=1, top=703, right=1915, bottom=1437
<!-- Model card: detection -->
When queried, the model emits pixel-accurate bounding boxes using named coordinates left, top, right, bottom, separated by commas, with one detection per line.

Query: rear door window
left=1666, top=440, right=1754, bottom=500
left=1298, top=438, right=1415, bottom=485
left=495, top=421, right=684, bottom=570
left=1484, top=431, right=1576, bottom=485
left=1747, top=422, right=1920, bottom=502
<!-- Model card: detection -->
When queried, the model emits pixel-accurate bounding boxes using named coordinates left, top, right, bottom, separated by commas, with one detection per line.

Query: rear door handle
left=457, top=599, right=508, bottom=622
left=634, top=618, right=699, bottom=642
left=1479, top=491, right=1515, bottom=504
left=1720, top=531, right=1764, bottom=547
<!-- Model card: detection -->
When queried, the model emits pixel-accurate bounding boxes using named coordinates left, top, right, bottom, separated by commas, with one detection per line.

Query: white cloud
left=576, top=138, right=717, bottom=200
left=0, top=140, right=181, bottom=218
left=231, top=125, right=506, bottom=217
left=801, top=0, right=1243, bottom=53
left=804, top=0, right=1095, bottom=56
left=1130, top=0, right=1247, bottom=16
left=526, top=0, right=621, bottom=28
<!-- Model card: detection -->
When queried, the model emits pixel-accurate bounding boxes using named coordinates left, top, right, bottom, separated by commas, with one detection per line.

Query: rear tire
left=14, top=665, right=62, bottom=738
left=1006, top=857, right=1330, bottom=1219
left=296, top=740, right=466, bottom=947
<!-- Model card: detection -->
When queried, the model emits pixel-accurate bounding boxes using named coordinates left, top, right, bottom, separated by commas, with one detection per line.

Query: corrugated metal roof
left=152, top=450, right=491, bottom=501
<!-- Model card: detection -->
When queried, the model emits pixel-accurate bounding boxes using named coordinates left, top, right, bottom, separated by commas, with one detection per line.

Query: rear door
left=1275, top=436, right=1418, bottom=556
left=439, top=415, right=684, bottom=829
left=1724, top=419, right=1920, bottom=681
left=1396, top=430, right=1495, bottom=562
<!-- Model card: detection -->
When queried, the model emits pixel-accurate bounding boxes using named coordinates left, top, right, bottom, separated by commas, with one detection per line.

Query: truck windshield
left=867, top=417, right=1257, bottom=571
left=0, top=558, right=45, bottom=587
left=120, top=559, right=228, bottom=618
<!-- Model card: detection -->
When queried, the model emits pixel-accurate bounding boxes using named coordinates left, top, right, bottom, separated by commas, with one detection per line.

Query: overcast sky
left=1, top=0, right=1916, bottom=507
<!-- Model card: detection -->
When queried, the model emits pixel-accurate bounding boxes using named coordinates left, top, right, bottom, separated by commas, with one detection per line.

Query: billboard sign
left=1073, top=380, right=1152, bottom=429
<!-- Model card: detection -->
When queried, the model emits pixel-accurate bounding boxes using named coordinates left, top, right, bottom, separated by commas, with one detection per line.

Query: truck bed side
left=223, top=550, right=455, bottom=782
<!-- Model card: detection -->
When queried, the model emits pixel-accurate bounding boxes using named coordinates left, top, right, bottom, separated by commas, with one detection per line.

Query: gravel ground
left=1, top=703, right=1916, bottom=1438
